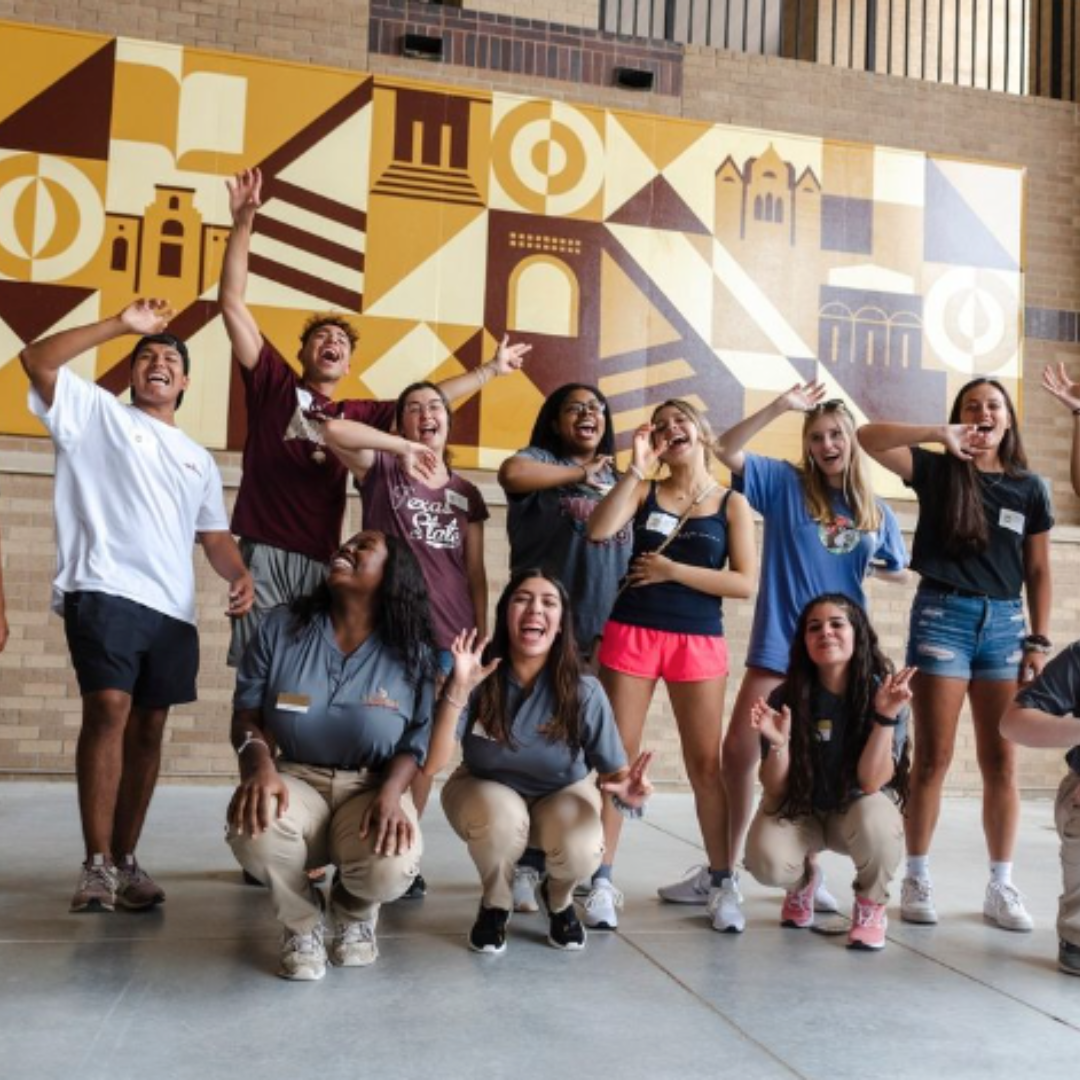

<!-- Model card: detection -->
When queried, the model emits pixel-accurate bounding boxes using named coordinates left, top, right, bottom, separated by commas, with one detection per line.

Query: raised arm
left=1042, top=363, right=1080, bottom=497
left=856, top=668, right=913, bottom=792
left=198, top=531, right=255, bottom=619
left=752, top=699, right=792, bottom=800
left=20, top=299, right=174, bottom=409
left=498, top=453, right=612, bottom=496
left=856, top=421, right=976, bottom=482
left=320, top=415, right=437, bottom=484
left=219, top=169, right=264, bottom=370
left=437, top=334, right=532, bottom=406
left=715, top=381, right=827, bottom=476
left=587, top=421, right=659, bottom=540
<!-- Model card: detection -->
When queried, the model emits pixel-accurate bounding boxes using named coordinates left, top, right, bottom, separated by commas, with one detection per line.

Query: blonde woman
left=585, top=399, right=756, bottom=932
left=702, top=385, right=906, bottom=924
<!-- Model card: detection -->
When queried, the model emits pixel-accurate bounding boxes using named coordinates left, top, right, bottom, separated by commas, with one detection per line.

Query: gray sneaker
left=330, top=919, right=378, bottom=967
left=657, top=864, right=711, bottom=904
left=70, top=855, right=118, bottom=913
left=116, top=857, right=166, bottom=910
left=279, top=925, right=327, bottom=981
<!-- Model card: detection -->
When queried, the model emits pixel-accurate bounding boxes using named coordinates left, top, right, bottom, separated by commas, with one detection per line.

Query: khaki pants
left=744, top=791, right=904, bottom=904
left=441, top=767, right=603, bottom=912
left=1055, top=771, right=1080, bottom=947
left=227, top=762, right=422, bottom=934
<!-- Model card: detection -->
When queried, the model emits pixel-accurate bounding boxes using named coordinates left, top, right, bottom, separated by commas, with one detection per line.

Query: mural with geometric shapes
left=0, top=21, right=1024, bottom=481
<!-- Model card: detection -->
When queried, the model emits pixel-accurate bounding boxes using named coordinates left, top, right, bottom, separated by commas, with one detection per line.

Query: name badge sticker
left=276, top=693, right=311, bottom=714
left=446, top=489, right=469, bottom=512
left=645, top=511, right=679, bottom=537
left=999, top=508, right=1025, bottom=535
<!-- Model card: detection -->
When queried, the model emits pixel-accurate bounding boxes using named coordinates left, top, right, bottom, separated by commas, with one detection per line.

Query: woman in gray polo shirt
left=226, top=530, right=437, bottom=981
left=424, top=569, right=653, bottom=955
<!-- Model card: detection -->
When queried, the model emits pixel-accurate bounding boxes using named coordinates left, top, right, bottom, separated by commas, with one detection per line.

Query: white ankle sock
left=907, top=855, right=930, bottom=881
left=990, top=861, right=1013, bottom=886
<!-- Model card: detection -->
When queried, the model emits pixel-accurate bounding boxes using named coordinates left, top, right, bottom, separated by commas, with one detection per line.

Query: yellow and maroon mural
left=0, top=20, right=1025, bottom=473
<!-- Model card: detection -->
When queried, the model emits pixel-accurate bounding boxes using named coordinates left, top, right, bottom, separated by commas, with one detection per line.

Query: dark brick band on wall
left=1027, top=306, right=1080, bottom=343
left=369, top=0, right=683, bottom=95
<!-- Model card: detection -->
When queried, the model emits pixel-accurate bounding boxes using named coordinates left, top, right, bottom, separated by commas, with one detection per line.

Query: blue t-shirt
left=735, top=455, right=907, bottom=673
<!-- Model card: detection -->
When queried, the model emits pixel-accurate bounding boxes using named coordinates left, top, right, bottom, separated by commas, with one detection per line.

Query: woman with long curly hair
left=744, top=594, right=912, bottom=950
left=423, top=569, right=652, bottom=955
left=226, top=531, right=437, bottom=981
left=585, top=398, right=756, bottom=933
left=705, top=384, right=907, bottom=920
left=858, top=378, right=1053, bottom=931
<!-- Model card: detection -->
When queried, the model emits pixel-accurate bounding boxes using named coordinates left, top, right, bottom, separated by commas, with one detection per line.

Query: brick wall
left=2, top=1, right=1080, bottom=793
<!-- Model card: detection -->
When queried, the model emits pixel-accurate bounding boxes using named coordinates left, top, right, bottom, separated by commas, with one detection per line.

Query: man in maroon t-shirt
left=220, top=168, right=530, bottom=666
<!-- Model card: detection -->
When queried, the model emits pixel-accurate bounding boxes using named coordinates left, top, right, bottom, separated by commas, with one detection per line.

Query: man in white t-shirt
left=21, top=299, right=254, bottom=914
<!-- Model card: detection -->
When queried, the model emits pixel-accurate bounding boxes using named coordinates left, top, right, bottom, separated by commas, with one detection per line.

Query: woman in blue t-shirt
left=586, top=398, right=757, bottom=933
left=859, top=377, right=1053, bottom=932
left=745, top=594, right=911, bottom=951
left=423, top=569, right=652, bottom=956
left=707, top=383, right=907, bottom=925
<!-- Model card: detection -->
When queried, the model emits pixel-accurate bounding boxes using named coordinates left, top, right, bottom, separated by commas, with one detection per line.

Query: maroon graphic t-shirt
left=230, top=341, right=395, bottom=562
left=358, top=450, right=489, bottom=648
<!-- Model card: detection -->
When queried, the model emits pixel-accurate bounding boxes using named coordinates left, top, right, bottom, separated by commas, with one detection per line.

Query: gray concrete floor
left=1, top=781, right=1078, bottom=1079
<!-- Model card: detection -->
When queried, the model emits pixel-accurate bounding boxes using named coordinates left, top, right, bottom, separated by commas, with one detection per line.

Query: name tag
left=645, top=511, right=679, bottom=536
left=276, top=693, right=310, bottom=713
left=815, top=718, right=833, bottom=743
left=999, top=508, right=1025, bottom=535
left=446, top=489, right=469, bottom=512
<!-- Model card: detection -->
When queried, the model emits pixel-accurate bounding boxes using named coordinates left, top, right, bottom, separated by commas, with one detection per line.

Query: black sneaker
left=469, top=904, right=510, bottom=954
left=402, top=873, right=427, bottom=899
left=540, top=881, right=586, bottom=951
left=1059, top=940, right=1080, bottom=976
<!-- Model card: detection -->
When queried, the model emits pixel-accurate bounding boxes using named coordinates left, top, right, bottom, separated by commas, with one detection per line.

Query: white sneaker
left=331, top=918, right=379, bottom=966
left=279, top=924, right=327, bottom=981
left=658, top=864, right=711, bottom=905
left=582, top=879, right=623, bottom=930
left=900, top=876, right=938, bottom=925
left=707, top=878, right=745, bottom=933
left=813, top=873, right=839, bottom=914
left=983, top=881, right=1033, bottom=932
left=512, top=866, right=541, bottom=914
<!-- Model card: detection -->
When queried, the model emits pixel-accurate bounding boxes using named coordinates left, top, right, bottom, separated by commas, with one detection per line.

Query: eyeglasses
left=561, top=400, right=603, bottom=417
left=806, top=399, right=848, bottom=414
left=403, top=400, right=447, bottom=415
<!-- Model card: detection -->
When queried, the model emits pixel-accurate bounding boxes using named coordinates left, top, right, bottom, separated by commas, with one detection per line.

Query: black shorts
left=63, top=591, right=199, bottom=707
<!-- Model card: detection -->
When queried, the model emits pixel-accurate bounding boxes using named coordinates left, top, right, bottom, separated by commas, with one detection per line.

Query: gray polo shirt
left=457, top=672, right=626, bottom=797
left=235, top=608, right=434, bottom=769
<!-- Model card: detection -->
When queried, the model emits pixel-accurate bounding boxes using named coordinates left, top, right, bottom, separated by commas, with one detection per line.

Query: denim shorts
left=905, top=587, right=1026, bottom=681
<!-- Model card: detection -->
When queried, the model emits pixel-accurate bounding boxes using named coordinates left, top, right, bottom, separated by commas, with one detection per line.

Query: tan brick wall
left=3, top=3, right=1080, bottom=792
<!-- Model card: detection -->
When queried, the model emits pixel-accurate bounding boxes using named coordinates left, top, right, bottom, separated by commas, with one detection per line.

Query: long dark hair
left=289, top=533, right=437, bottom=683
left=941, top=378, right=1028, bottom=558
left=527, top=383, right=616, bottom=460
left=773, top=594, right=910, bottom=819
left=396, top=381, right=452, bottom=465
left=472, top=568, right=584, bottom=753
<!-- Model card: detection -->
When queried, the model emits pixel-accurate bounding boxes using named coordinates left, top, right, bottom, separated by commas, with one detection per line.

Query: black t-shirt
left=765, top=683, right=908, bottom=813
left=1014, top=642, right=1080, bottom=773
left=905, top=447, right=1053, bottom=599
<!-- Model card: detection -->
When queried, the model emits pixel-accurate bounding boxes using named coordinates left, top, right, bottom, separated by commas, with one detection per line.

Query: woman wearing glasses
left=706, top=384, right=907, bottom=928
left=498, top=384, right=633, bottom=913
left=586, top=399, right=757, bottom=933
left=858, top=379, right=1052, bottom=931
left=321, top=381, right=489, bottom=896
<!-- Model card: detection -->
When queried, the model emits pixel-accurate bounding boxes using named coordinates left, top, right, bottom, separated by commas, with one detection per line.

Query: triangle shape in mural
left=607, top=175, right=710, bottom=235
left=0, top=281, right=97, bottom=345
left=0, top=42, right=115, bottom=160
left=599, top=251, right=682, bottom=359
left=923, top=160, right=1018, bottom=271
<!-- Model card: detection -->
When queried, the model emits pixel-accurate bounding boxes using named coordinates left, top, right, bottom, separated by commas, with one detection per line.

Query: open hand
left=493, top=334, right=532, bottom=375
left=780, top=380, right=829, bottom=413
left=749, top=697, right=791, bottom=748
left=360, top=794, right=414, bottom=856
left=120, top=298, right=175, bottom=336
left=226, top=167, right=262, bottom=228
left=1042, top=363, right=1080, bottom=413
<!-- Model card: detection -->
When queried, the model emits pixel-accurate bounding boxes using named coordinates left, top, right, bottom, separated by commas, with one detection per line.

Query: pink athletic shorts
left=598, top=620, right=729, bottom=682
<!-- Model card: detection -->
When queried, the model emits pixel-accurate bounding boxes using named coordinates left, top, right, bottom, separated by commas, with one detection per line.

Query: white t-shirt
left=29, top=367, right=229, bottom=625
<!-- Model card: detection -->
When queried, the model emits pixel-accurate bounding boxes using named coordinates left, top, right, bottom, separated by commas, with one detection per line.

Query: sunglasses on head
left=807, top=399, right=848, bottom=414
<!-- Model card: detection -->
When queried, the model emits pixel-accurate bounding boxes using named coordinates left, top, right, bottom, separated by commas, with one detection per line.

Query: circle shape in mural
left=492, top=101, right=604, bottom=216
left=0, top=153, right=104, bottom=282
left=924, top=267, right=1017, bottom=377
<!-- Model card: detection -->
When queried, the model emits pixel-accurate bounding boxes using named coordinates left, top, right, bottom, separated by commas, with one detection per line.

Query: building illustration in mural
left=0, top=20, right=1025, bottom=480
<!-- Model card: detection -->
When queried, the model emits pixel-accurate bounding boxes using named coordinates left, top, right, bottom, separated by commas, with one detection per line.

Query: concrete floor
left=1, top=781, right=1078, bottom=1079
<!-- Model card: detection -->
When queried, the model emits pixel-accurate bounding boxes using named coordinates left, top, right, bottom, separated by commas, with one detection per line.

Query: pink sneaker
left=780, top=864, right=820, bottom=929
left=847, top=896, right=887, bottom=950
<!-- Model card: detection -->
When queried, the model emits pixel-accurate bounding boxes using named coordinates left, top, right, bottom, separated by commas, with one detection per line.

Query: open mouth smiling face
left=302, top=324, right=353, bottom=379
left=806, top=415, right=850, bottom=476
left=652, top=406, right=696, bottom=459
left=328, top=531, right=388, bottom=589
left=507, top=577, right=564, bottom=659
left=402, top=391, right=448, bottom=448
left=131, top=343, right=187, bottom=405
left=557, top=393, right=605, bottom=452
left=959, top=385, right=1011, bottom=453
